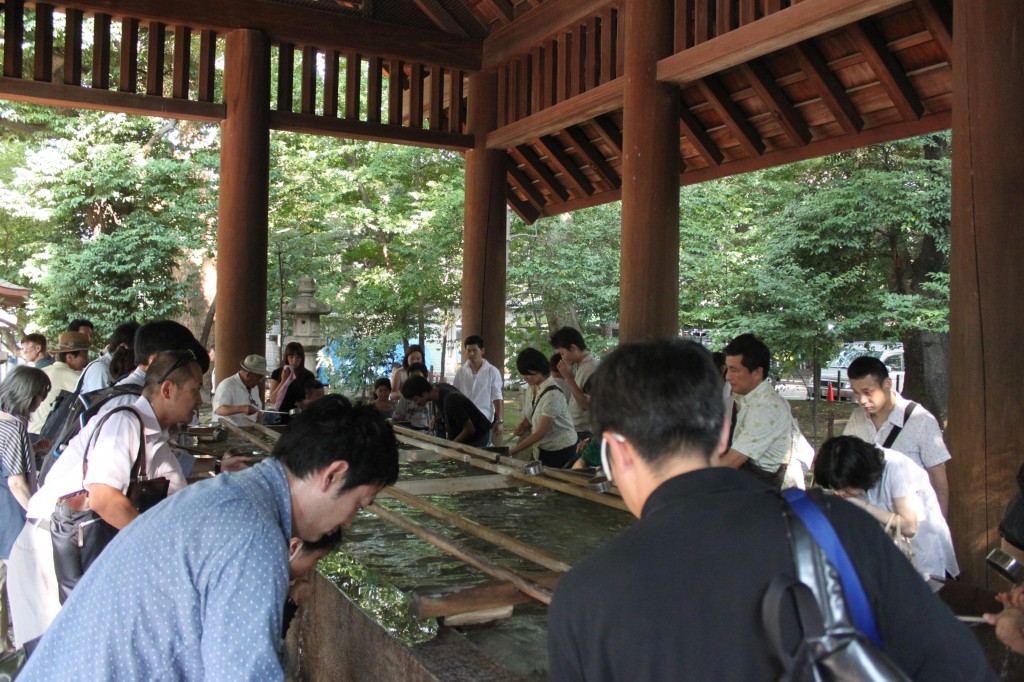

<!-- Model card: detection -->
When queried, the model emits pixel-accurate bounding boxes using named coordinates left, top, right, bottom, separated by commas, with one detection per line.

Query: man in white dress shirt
left=452, top=335, right=503, bottom=442
left=843, top=355, right=950, bottom=516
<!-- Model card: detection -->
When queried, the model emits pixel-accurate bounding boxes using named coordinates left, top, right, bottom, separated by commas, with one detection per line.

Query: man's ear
left=320, top=459, right=350, bottom=493
left=608, top=436, right=636, bottom=476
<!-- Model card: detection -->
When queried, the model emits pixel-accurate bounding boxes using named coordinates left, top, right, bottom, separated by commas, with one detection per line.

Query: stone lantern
left=283, top=276, right=332, bottom=374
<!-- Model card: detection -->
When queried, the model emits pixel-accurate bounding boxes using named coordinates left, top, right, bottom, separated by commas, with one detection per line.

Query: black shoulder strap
left=82, top=406, right=147, bottom=483
left=530, top=385, right=561, bottom=418
left=881, top=401, right=917, bottom=449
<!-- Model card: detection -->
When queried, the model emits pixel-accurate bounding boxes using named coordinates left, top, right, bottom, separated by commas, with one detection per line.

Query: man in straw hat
left=213, top=354, right=267, bottom=426
left=28, top=332, right=91, bottom=434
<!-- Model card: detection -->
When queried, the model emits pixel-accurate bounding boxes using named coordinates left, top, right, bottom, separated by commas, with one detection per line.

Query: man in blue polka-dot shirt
left=19, top=395, right=399, bottom=680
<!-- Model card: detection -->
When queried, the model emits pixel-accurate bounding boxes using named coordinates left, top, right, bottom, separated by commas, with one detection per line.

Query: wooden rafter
left=791, top=40, right=862, bottom=135
left=516, top=144, right=569, bottom=202
left=678, top=103, right=723, bottom=166
left=657, top=0, right=908, bottom=87
left=590, top=115, right=622, bottom=158
left=537, top=134, right=594, bottom=196
left=507, top=157, right=547, bottom=208
left=477, top=0, right=513, bottom=25
left=739, top=59, right=811, bottom=146
left=912, top=0, right=952, bottom=64
left=412, top=0, right=469, bottom=37
left=564, top=125, right=620, bottom=189
left=847, top=19, right=923, bottom=121
left=696, top=75, right=765, bottom=158
left=507, top=187, right=540, bottom=223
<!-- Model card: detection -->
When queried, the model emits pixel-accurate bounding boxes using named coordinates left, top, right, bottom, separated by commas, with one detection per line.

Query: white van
left=818, top=341, right=905, bottom=400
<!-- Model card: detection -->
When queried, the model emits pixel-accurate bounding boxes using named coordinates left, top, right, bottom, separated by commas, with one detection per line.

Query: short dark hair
left=591, top=340, right=725, bottom=465
left=549, top=353, right=562, bottom=374
left=144, top=349, right=201, bottom=393
left=516, top=348, right=550, bottom=377
left=0, top=365, right=51, bottom=417
left=402, top=345, right=424, bottom=370
left=847, top=356, right=888, bottom=385
left=401, top=375, right=433, bottom=400
left=134, top=320, right=210, bottom=374
left=68, top=318, right=94, bottom=333
left=723, top=333, right=770, bottom=377
left=21, top=333, right=47, bottom=351
left=812, top=436, right=886, bottom=492
left=374, top=377, right=392, bottom=391
left=407, top=362, right=428, bottom=377
left=464, top=335, right=484, bottom=348
left=273, top=394, right=399, bottom=489
left=550, top=326, right=586, bottom=352
left=106, top=321, right=140, bottom=353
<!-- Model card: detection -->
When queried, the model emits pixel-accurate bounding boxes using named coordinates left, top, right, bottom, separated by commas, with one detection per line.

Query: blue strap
left=783, top=488, right=884, bottom=649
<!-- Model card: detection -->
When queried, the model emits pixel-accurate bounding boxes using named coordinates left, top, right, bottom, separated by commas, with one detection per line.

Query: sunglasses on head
left=156, top=349, right=197, bottom=385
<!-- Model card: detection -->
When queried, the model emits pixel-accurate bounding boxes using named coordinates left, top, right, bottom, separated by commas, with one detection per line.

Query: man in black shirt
left=401, top=376, right=491, bottom=448
left=547, top=339, right=994, bottom=681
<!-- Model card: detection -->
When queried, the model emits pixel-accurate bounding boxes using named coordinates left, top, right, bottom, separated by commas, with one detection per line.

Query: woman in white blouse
left=510, top=348, right=578, bottom=468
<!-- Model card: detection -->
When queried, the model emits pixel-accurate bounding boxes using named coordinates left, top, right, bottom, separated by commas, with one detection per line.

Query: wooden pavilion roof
left=0, top=0, right=952, bottom=223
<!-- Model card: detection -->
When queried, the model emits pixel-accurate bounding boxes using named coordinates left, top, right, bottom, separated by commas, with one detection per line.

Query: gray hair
left=0, top=366, right=52, bottom=417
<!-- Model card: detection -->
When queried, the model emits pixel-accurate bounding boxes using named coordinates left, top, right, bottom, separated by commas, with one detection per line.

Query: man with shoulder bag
left=7, top=349, right=202, bottom=649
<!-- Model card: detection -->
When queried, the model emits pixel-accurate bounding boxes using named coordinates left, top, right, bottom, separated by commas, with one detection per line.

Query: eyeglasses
left=599, top=432, right=626, bottom=481
left=156, top=349, right=197, bottom=385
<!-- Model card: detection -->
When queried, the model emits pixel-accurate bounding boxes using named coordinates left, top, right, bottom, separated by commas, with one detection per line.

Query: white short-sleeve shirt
left=527, top=377, right=578, bottom=452
left=212, top=372, right=261, bottom=425
left=844, top=391, right=951, bottom=469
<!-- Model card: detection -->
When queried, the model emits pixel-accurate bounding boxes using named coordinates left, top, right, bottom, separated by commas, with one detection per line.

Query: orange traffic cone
left=827, top=382, right=835, bottom=402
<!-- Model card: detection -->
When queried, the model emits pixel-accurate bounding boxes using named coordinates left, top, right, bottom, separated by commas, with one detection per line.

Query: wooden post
left=462, top=71, right=507, bottom=373
left=216, top=29, right=270, bottom=384
left=618, top=0, right=680, bottom=342
left=948, top=0, right=1024, bottom=589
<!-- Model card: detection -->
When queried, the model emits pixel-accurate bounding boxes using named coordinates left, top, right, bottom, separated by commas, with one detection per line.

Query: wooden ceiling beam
left=58, top=0, right=481, bottom=71
left=507, top=157, right=547, bottom=209
left=412, top=0, right=469, bottom=37
left=270, top=110, right=474, bottom=150
left=739, top=59, right=811, bottom=146
left=912, top=0, right=952, bottom=64
left=486, top=77, right=622, bottom=150
left=590, top=115, right=622, bottom=157
left=482, top=0, right=615, bottom=70
left=792, top=40, right=863, bottom=135
left=678, top=104, right=723, bottom=167
left=516, top=144, right=570, bottom=202
left=657, top=0, right=907, bottom=87
left=477, top=0, right=513, bottom=25
left=847, top=20, right=923, bottom=121
left=537, top=134, right=594, bottom=196
left=564, top=125, right=620, bottom=189
left=507, top=186, right=541, bottom=223
left=696, top=75, right=765, bottom=158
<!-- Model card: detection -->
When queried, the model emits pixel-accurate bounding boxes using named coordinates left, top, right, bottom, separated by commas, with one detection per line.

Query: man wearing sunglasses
left=9, top=349, right=203, bottom=649
left=546, top=339, right=992, bottom=681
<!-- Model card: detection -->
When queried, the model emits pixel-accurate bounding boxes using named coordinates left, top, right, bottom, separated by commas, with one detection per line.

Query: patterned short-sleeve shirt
left=732, top=379, right=793, bottom=471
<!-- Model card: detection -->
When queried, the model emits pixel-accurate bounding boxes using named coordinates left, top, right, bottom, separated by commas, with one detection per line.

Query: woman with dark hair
left=390, top=344, right=424, bottom=401
left=268, top=342, right=315, bottom=422
left=370, top=377, right=394, bottom=418
left=1, top=366, right=50, bottom=641
left=813, top=435, right=957, bottom=588
left=510, top=348, right=577, bottom=467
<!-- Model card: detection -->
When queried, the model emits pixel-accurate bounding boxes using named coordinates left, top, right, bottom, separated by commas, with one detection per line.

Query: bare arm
left=927, top=463, right=949, bottom=518
left=492, top=399, right=504, bottom=432
left=86, top=483, right=139, bottom=530
left=844, top=494, right=919, bottom=537
left=214, top=404, right=258, bottom=417
left=451, top=419, right=477, bottom=444
left=711, top=448, right=749, bottom=469
left=510, top=416, right=553, bottom=456
left=7, top=473, right=31, bottom=510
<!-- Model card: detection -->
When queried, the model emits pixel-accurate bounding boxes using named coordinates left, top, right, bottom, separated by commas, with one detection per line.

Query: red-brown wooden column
left=216, top=29, right=270, bottom=380
left=618, top=0, right=680, bottom=342
left=462, top=71, right=507, bottom=373
left=948, top=0, right=1024, bottom=588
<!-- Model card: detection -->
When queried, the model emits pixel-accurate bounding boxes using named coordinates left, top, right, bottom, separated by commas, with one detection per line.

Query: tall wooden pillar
left=216, top=29, right=270, bottom=380
left=948, top=0, right=1024, bottom=588
left=618, top=0, right=680, bottom=342
left=462, top=71, right=507, bottom=372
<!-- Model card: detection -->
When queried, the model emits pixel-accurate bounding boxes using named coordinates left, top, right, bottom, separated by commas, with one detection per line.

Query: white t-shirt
left=862, top=448, right=959, bottom=580
left=844, top=392, right=951, bottom=469
left=212, top=372, right=260, bottom=425
left=27, top=396, right=184, bottom=520
left=452, top=359, right=503, bottom=422
left=527, top=377, right=578, bottom=452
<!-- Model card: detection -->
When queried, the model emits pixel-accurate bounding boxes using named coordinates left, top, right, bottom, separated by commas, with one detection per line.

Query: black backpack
left=37, top=383, right=144, bottom=485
